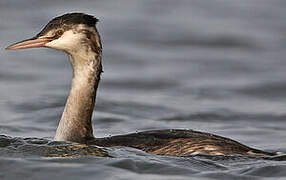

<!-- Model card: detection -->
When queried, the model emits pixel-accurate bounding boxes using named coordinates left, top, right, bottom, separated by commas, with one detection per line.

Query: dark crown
left=37, top=13, right=99, bottom=37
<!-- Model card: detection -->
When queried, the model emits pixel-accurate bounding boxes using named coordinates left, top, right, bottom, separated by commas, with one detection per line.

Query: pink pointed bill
left=6, top=37, right=54, bottom=50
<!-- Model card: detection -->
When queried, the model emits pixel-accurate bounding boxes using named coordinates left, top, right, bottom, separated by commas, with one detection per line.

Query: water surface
left=1, top=0, right=286, bottom=179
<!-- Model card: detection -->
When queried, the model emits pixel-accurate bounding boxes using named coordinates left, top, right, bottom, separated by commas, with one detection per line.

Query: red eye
left=55, top=30, right=64, bottom=37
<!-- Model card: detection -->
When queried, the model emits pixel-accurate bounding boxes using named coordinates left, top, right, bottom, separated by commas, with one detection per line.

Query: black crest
left=37, top=13, right=99, bottom=36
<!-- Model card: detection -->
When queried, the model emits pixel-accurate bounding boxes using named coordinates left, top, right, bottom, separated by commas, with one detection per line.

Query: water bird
left=6, top=13, right=277, bottom=156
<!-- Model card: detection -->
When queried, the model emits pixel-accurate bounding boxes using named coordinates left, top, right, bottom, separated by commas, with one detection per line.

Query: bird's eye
left=55, top=30, right=64, bottom=38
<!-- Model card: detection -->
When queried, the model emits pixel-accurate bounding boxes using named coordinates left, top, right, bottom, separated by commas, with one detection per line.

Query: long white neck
left=54, top=50, right=102, bottom=143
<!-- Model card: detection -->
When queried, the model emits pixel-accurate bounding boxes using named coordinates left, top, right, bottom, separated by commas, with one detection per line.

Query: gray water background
left=1, top=0, right=286, bottom=179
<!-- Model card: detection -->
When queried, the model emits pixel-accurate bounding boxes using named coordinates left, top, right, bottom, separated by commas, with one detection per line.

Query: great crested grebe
left=6, top=13, right=276, bottom=156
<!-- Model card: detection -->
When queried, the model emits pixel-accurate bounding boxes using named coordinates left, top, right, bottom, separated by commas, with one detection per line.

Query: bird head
left=6, top=13, right=102, bottom=56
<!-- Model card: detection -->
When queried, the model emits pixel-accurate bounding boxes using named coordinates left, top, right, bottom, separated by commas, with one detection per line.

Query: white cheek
left=45, top=30, right=83, bottom=52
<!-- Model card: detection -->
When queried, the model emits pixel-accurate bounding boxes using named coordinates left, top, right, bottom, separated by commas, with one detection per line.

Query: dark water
left=1, top=0, right=286, bottom=179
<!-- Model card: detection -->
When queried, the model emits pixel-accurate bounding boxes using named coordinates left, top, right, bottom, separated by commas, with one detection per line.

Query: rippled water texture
left=1, top=0, right=286, bottom=179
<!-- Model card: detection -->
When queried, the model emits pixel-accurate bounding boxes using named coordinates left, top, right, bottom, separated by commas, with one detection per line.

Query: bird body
left=90, top=129, right=276, bottom=156
left=6, top=13, right=277, bottom=156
